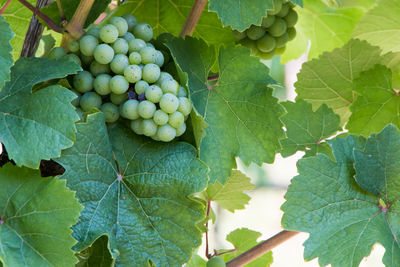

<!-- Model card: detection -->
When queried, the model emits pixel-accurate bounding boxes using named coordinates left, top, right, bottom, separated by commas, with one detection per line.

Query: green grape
left=154, top=51, right=164, bottom=67
left=112, top=38, right=129, bottom=54
left=93, top=74, right=112, bottom=95
left=80, top=92, right=102, bottom=112
left=122, top=14, right=138, bottom=31
left=284, top=9, right=298, bottom=28
left=128, top=38, right=146, bottom=53
left=110, top=75, right=129, bottom=94
left=275, top=46, right=286, bottom=55
left=256, top=34, right=276, bottom=52
left=100, top=24, right=119, bottom=43
left=64, top=53, right=81, bottom=66
left=80, top=54, right=94, bottom=66
left=233, top=30, right=247, bottom=40
left=145, top=85, right=163, bottom=103
left=142, top=63, right=160, bottom=83
left=275, top=32, right=289, bottom=48
left=120, top=99, right=140, bottom=120
left=124, top=65, right=142, bottom=83
left=90, top=61, right=110, bottom=76
left=161, top=79, right=179, bottom=95
left=70, top=89, right=81, bottom=107
left=110, top=54, right=129, bottom=74
left=135, top=80, right=149, bottom=94
left=246, top=25, right=266, bottom=40
left=138, top=100, right=156, bottom=119
left=153, top=109, right=169, bottom=125
left=168, top=111, right=184, bottom=128
left=157, top=124, right=176, bottom=142
left=177, top=86, right=187, bottom=97
left=256, top=49, right=276, bottom=60
left=48, top=47, right=66, bottom=59
left=93, top=44, right=114, bottom=64
left=287, top=27, right=296, bottom=41
left=160, top=93, right=179, bottom=114
left=151, top=132, right=160, bottom=141
left=267, top=0, right=282, bottom=16
left=73, top=70, right=94, bottom=93
left=109, top=16, right=128, bottom=37
left=139, top=47, right=157, bottom=64
left=133, top=23, right=153, bottom=42
left=68, top=41, right=80, bottom=53
left=239, top=38, right=257, bottom=51
left=79, top=35, right=98, bottom=56
left=206, top=257, right=226, bottom=267
left=175, top=122, right=186, bottom=137
left=86, top=27, right=100, bottom=39
left=146, top=43, right=155, bottom=48
left=268, top=18, right=287, bottom=37
left=261, top=15, right=275, bottom=28
left=123, top=32, right=135, bottom=43
left=142, top=119, right=158, bottom=136
left=157, top=72, right=173, bottom=85
left=129, top=52, right=141, bottom=65
left=277, top=3, right=290, bottom=17
left=178, top=97, right=192, bottom=116
left=130, top=119, right=143, bottom=135
left=110, top=92, right=128, bottom=105
left=101, top=102, right=119, bottom=123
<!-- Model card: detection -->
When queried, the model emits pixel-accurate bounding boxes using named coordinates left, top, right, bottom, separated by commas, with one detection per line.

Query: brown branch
left=208, top=75, right=219, bottom=81
left=179, top=0, right=207, bottom=38
left=64, top=0, right=94, bottom=39
left=17, top=0, right=63, bottom=33
left=226, top=230, right=299, bottom=267
left=205, top=200, right=211, bottom=259
left=0, top=0, right=12, bottom=15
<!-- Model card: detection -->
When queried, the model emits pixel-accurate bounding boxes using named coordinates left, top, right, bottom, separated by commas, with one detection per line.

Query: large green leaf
left=0, top=163, right=82, bottom=267
left=109, top=0, right=235, bottom=46
left=282, top=125, right=400, bottom=267
left=0, top=57, right=81, bottom=168
left=0, top=16, right=13, bottom=90
left=55, top=112, right=209, bottom=266
left=295, top=39, right=381, bottom=123
left=167, top=37, right=284, bottom=184
left=353, top=0, right=400, bottom=54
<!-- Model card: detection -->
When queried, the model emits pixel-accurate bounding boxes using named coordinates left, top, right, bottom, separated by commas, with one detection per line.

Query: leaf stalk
left=179, top=0, right=207, bottom=38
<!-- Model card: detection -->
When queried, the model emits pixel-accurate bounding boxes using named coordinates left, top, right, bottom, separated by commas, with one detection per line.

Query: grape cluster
left=47, top=15, right=192, bottom=142
left=233, top=0, right=298, bottom=59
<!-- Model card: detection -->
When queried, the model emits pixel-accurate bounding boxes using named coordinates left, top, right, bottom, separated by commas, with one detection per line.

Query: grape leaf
left=109, top=0, right=235, bottom=46
left=347, top=65, right=400, bottom=136
left=382, top=51, right=400, bottom=89
left=353, top=0, right=400, bottom=54
left=0, top=57, right=81, bottom=168
left=222, top=228, right=273, bottom=266
left=167, top=37, right=285, bottom=184
left=280, top=100, right=341, bottom=158
left=295, top=39, right=381, bottom=123
left=0, top=16, right=13, bottom=90
left=0, top=163, right=82, bottom=267
left=55, top=112, right=209, bottom=266
left=76, top=236, right=114, bottom=267
left=281, top=125, right=400, bottom=267
left=206, top=170, right=254, bottom=212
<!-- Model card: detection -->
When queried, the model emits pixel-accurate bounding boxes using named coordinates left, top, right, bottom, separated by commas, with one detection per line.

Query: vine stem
left=205, top=200, right=211, bottom=259
left=179, top=0, right=207, bottom=38
left=226, top=230, right=299, bottom=267
left=0, top=0, right=12, bottom=15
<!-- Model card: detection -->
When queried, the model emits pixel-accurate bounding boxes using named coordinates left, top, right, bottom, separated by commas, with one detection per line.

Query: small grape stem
left=207, top=75, right=219, bottom=81
left=0, top=0, right=12, bottom=15
left=179, top=0, right=207, bottom=38
left=226, top=230, right=299, bottom=267
left=205, top=200, right=211, bottom=259
left=213, top=248, right=237, bottom=257
left=55, top=0, right=66, bottom=22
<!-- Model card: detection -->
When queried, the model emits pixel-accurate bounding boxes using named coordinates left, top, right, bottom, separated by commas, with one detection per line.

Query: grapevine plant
left=0, top=0, right=400, bottom=266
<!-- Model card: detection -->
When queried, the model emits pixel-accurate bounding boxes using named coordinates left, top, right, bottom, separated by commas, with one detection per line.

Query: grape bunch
left=47, top=15, right=192, bottom=142
left=233, top=0, right=298, bottom=59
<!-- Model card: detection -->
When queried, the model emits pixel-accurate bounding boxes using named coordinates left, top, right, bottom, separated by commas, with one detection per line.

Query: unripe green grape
left=239, top=38, right=257, bottom=51
left=146, top=43, right=155, bottom=49
left=139, top=47, right=157, bottom=64
left=257, top=49, right=276, bottom=60
left=275, top=32, right=289, bottom=48
left=129, top=52, right=141, bottom=65
left=175, top=122, right=186, bottom=137
left=168, top=111, right=184, bottom=128
left=123, top=32, right=135, bottom=43
left=93, top=74, right=112, bottom=95
left=287, top=27, right=296, bottom=41
left=100, top=24, right=119, bottom=43
left=71, top=89, right=81, bottom=107
left=268, top=18, right=287, bottom=37
left=138, top=100, right=156, bottom=119
left=284, top=9, right=298, bottom=28
left=64, top=53, right=81, bottom=66
left=157, top=124, right=176, bottom=142
left=277, top=3, right=290, bottom=17
left=206, top=257, right=226, bottom=267
left=275, top=46, right=286, bottom=55
left=133, top=23, right=153, bottom=42
left=142, top=119, right=158, bottom=136
left=256, top=34, right=276, bottom=52
left=154, top=51, right=164, bottom=67
left=80, top=92, right=102, bottom=112
left=73, top=71, right=94, bottom=93
left=267, top=0, right=282, bottom=15
left=178, top=97, right=192, bottom=116
left=177, top=86, right=187, bottom=97
left=79, top=35, right=98, bottom=56
left=246, top=25, right=265, bottom=40
left=81, top=54, right=94, bottom=66
left=112, top=38, right=129, bottom=54
left=87, top=27, right=100, bottom=39
left=233, top=30, right=247, bottom=40
left=101, top=102, right=119, bottom=123
left=160, top=93, right=179, bottom=114
left=120, top=99, right=140, bottom=120
left=109, top=75, right=129, bottom=94
left=142, top=63, right=160, bottom=83
left=130, top=119, right=143, bottom=135
left=151, top=132, right=160, bottom=141
left=90, top=61, right=110, bottom=76
left=93, top=43, right=114, bottom=64
left=153, top=109, right=169, bottom=125
left=262, top=15, right=275, bottom=28
left=110, top=54, right=129, bottom=74
left=135, top=80, right=149, bottom=94
left=48, top=47, right=66, bottom=59
left=68, top=41, right=80, bottom=53
left=109, top=16, right=128, bottom=37
left=110, top=92, right=127, bottom=105
left=124, top=65, right=142, bottom=83
left=122, top=14, right=138, bottom=31
left=145, top=85, right=163, bottom=103
left=157, top=72, right=174, bottom=85
left=128, top=38, right=146, bottom=53
left=161, top=79, right=179, bottom=95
